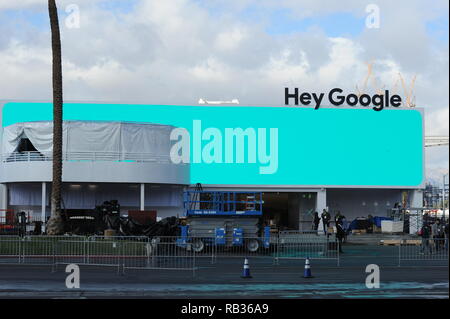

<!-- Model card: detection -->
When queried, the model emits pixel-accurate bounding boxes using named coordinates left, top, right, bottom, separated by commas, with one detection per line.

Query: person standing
left=312, top=212, right=321, bottom=235
left=336, top=217, right=345, bottom=253
left=437, top=219, right=446, bottom=250
left=321, top=209, right=330, bottom=235
left=341, top=214, right=348, bottom=243
left=444, top=221, right=449, bottom=251
left=419, top=222, right=432, bottom=254
left=334, top=211, right=342, bottom=224
left=17, top=211, right=27, bottom=237
left=431, top=220, right=440, bottom=251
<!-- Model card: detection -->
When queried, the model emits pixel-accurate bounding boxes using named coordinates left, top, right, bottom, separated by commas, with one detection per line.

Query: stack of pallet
left=403, top=239, right=421, bottom=246
left=379, top=239, right=422, bottom=246
left=379, top=239, right=403, bottom=246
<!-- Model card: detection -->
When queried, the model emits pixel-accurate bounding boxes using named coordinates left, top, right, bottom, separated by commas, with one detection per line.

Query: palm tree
left=46, top=0, right=64, bottom=235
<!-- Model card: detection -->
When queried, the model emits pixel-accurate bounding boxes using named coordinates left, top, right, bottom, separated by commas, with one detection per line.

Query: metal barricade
left=54, top=240, right=87, bottom=265
left=121, top=238, right=196, bottom=276
left=0, top=236, right=21, bottom=264
left=208, top=236, right=277, bottom=263
left=276, top=235, right=339, bottom=264
left=86, top=240, right=122, bottom=268
left=21, top=237, right=56, bottom=265
left=399, top=238, right=449, bottom=266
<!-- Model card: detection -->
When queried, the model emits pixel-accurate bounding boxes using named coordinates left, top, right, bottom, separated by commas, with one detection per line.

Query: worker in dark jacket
left=334, top=211, right=342, bottom=224
left=419, top=223, right=432, bottom=254
left=17, top=211, right=27, bottom=237
left=444, top=221, right=449, bottom=251
left=312, top=212, right=321, bottom=234
left=321, top=209, right=331, bottom=235
left=336, top=217, right=345, bottom=253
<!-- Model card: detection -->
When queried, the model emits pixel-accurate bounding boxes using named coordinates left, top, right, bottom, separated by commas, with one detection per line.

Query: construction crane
left=356, top=61, right=373, bottom=97
left=398, top=73, right=417, bottom=108
left=356, top=61, right=388, bottom=96
left=356, top=63, right=418, bottom=107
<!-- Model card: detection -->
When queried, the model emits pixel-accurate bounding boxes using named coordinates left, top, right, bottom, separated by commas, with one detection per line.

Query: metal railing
left=0, top=235, right=196, bottom=275
left=2, top=235, right=446, bottom=270
left=2, top=151, right=178, bottom=164
left=398, top=238, right=449, bottom=266
left=276, top=236, right=339, bottom=264
left=0, top=235, right=337, bottom=265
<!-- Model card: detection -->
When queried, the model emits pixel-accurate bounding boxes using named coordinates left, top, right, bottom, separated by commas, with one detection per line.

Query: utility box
left=215, top=227, right=226, bottom=245
left=232, top=228, right=243, bottom=246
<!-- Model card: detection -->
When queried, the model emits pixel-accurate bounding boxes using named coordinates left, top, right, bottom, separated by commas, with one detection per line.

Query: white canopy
left=2, top=121, right=175, bottom=156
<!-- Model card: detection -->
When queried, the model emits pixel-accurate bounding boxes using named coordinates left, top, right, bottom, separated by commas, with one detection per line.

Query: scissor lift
left=179, top=190, right=270, bottom=252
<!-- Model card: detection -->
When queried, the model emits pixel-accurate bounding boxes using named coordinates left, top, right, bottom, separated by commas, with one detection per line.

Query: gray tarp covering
left=2, top=121, right=175, bottom=156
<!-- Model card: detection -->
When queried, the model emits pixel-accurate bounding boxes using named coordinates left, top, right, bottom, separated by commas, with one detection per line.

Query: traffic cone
left=241, top=258, right=252, bottom=278
left=303, top=257, right=314, bottom=278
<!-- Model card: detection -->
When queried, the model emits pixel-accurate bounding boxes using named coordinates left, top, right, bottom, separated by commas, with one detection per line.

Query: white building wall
left=327, top=188, right=404, bottom=221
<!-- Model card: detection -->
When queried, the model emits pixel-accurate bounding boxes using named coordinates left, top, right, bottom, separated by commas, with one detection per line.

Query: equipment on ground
left=63, top=200, right=180, bottom=237
left=179, top=187, right=271, bottom=253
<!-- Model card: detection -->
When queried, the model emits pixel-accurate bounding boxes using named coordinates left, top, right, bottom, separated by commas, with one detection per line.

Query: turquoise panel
left=2, top=102, right=423, bottom=187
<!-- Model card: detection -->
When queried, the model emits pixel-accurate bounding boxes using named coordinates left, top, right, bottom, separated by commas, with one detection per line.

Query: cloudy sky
left=0, top=0, right=448, bottom=184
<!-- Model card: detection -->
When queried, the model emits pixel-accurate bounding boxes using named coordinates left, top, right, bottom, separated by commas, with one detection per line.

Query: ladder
left=245, top=195, right=256, bottom=211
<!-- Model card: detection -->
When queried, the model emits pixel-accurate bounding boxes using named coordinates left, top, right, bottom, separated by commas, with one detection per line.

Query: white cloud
left=215, top=27, right=247, bottom=51
left=0, top=0, right=448, bottom=180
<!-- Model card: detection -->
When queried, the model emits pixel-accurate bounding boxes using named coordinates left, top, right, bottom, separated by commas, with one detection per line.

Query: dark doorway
left=262, top=193, right=289, bottom=230
left=16, top=138, right=38, bottom=153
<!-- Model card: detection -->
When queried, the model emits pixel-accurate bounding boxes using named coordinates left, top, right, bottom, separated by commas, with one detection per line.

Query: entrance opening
left=262, top=193, right=289, bottom=230
left=262, top=192, right=317, bottom=231
left=16, top=138, right=38, bottom=153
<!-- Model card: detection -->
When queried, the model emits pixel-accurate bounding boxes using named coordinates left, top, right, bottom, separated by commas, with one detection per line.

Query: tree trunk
left=46, top=0, right=64, bottom=235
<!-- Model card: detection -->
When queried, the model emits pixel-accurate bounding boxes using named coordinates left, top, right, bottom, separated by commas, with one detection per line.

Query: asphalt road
left=0, top=244, right=448, bottom=299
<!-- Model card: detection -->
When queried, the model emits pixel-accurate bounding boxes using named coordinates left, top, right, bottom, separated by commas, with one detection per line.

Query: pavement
left=0, top=243, right=448, bottom=299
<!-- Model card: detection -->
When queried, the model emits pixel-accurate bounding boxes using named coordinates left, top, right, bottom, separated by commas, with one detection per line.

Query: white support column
left=316, top=188, right=327, bottom=234
left=140, top=183, right=145, bottom=211
left=409, top=189, right=424, bottom=235
left=410, top=189, right=423, bottom=208
left=0, top=184, right=7, bottom=223
left=41, top=182, right=46, bottom=231
left=0, top=184, right=6, bottom=210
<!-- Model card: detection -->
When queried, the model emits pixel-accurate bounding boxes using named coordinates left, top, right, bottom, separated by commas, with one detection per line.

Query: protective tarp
left=2, top=121, right=60, bottom=154
left=348, top=218, right=372, bottom=230
left=120, top=123, right=172, bottom=155
left=66, top=121, right=120, bottom=153
left=2, top=121, right=175, bottom=156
